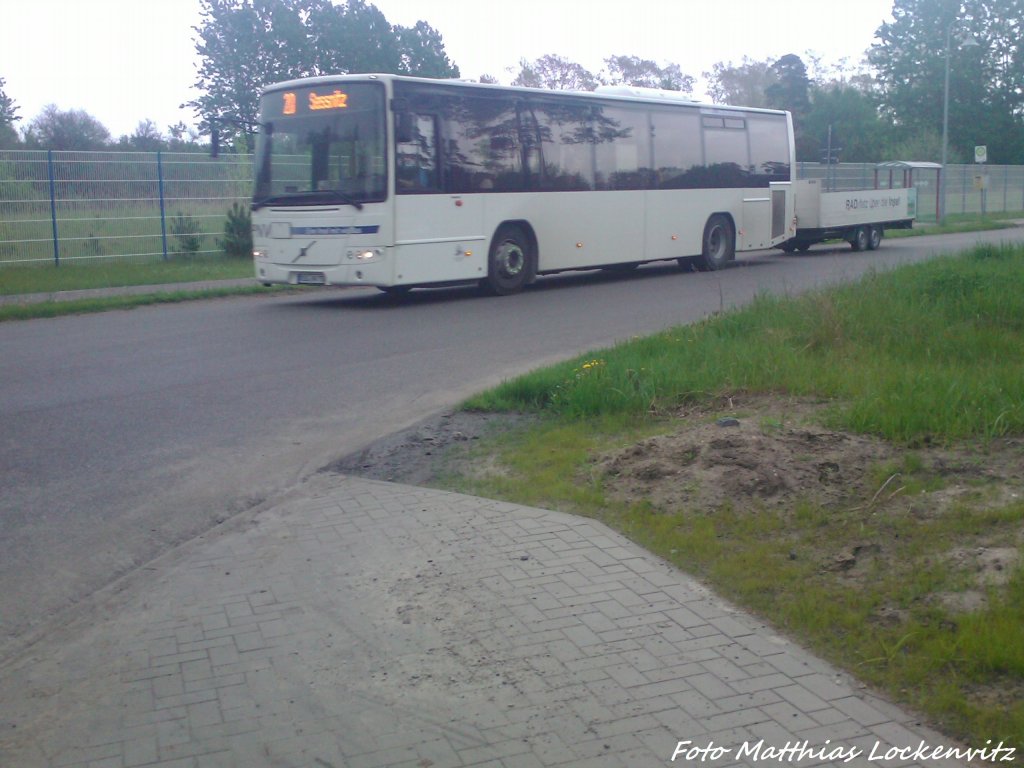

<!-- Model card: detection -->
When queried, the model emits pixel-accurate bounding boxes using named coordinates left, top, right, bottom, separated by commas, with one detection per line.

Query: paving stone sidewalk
left=0, top=477, right=975, bottom=768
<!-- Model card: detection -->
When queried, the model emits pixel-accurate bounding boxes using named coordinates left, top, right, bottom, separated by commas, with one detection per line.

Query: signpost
left=975, top=145, right=988, bottom=215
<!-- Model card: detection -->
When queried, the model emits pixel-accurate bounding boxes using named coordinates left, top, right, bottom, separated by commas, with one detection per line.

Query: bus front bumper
left=254, top=253, right=393, bottom=288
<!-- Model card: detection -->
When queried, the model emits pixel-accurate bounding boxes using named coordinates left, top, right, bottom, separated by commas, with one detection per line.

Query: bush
left=169, top=212, right=201, bottom=257
left=220, top=201, right=252, bottom=258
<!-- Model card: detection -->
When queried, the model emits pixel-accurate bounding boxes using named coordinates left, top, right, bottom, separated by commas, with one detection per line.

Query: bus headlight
left=348, top=248, right=382, bottom=262
left=253, top=248, right=267, bottom=260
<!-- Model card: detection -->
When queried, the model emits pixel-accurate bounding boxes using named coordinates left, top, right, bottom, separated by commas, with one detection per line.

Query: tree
left=23, top=105, right=111, bottom=150
left=189, top=0, right=312, bottom=152
left=704, top=57, right=775, bottom=107
left=0, top=76, right=19, bottom=127
left=885, top=126, right=948, bottom=162
left=395, top=20, right=459, bottom=78
left=117, top=120, right=166, bottom=152
left=868, top=0, right=1022, bottom=163
left=190, top=0, right=461, bottom=151
left=307, top=0, right=402, bottom=75
left=803, top=85, right=892, bottom=163
left=766, top=54, right=814, bottom=161
left=803, top=52, right=873, bottom=91
left=971, top=0, right=1024, bottom=162
left=766, top=55, right=810, bottom=116
left=511, top=55, right=600, bottom=90
left=168, top=122, right=204, bottom=151
left=603, top=55, right=694, bottom=94
left=0, top=76, right=20, bottom=148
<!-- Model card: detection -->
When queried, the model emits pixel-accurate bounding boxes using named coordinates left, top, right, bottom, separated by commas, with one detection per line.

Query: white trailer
left=778, top=179, right=917, bottom=253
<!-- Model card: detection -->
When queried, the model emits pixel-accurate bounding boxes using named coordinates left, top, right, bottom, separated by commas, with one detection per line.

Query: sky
left=0, top=0, right=895, bottom=139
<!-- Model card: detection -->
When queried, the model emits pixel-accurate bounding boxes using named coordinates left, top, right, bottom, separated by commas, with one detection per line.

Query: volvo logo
left=291, top=241, right=318, bottom=263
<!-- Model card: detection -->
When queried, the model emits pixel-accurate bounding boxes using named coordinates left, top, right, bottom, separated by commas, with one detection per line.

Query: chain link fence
left=797, top=161, right=1024, bottom=222
left=2, top=150, right=1022, bottom=267
left=0, top=150, right=251, bottom=266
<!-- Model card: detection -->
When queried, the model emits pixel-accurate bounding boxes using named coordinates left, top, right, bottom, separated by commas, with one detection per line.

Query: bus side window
left=396, top=114, right=440, bottom=193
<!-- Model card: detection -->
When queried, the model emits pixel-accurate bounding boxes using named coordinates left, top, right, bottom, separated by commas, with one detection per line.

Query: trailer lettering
left=845, top=194, right=903, bottom=212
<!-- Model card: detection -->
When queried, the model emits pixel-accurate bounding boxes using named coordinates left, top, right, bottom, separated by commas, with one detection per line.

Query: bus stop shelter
left=874, top=161, right=942, bottom=222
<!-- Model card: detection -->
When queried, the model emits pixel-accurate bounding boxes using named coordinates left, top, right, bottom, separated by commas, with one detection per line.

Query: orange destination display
left=273, top=86, right=354, bottom=118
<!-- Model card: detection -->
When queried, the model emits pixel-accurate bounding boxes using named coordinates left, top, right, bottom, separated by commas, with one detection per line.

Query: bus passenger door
left=394, top=113, right=486, bottom=284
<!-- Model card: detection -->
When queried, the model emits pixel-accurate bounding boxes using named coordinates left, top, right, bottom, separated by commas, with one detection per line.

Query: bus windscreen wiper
left=252, top=190, right=364, bottom=211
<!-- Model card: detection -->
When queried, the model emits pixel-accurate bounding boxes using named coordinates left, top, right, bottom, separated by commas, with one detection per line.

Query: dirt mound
left=596, top=399, right=895, bottom=512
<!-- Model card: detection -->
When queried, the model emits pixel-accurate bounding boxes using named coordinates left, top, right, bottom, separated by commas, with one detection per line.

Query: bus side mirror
left=395, top=112, right=414, bottom=143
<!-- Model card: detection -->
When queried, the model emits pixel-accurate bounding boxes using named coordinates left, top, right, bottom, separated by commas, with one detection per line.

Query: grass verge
left=0, top=255, right=275, bottom=322
left=437, top=243, right=1024, bottom=748
left=890, top=211, right=1021, bottom=238
left=0, top=255, right=254, bottom=295
left=0, top=285, right=284, bottom=322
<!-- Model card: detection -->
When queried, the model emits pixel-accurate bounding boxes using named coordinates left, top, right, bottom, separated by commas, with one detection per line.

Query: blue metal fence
left=0, top=150, right=252, bottom=266
left=1, top=151, right=1022, bottom=267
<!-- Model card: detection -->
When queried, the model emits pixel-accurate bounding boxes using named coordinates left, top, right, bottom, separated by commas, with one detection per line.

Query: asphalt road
left=2, top=228, right=1021, bottom=660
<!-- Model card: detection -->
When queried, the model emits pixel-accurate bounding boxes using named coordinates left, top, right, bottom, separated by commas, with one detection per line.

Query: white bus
left=252, top=73, right=796, bottom=295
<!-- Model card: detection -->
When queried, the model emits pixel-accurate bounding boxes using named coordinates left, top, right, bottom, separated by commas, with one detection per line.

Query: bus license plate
left=295, top=272, right=326, bottom=285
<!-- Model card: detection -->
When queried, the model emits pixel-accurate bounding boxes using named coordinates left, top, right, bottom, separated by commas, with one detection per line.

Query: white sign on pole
left=975, top=145, right=988, bottom=164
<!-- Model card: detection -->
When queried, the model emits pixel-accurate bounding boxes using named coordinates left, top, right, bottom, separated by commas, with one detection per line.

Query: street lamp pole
left=940, top=20, right=978, bottom=224
left=940, top=21, right=953, bottom=224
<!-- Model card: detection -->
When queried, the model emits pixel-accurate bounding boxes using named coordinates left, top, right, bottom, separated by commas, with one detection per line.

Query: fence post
left=157, top=150, right=168, bottom=260
left=47, top=149, right=60, bottom=266
left=960, top=165, right=966, bottom=215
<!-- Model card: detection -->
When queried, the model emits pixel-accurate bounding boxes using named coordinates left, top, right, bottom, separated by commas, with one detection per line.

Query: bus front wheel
left=696, top=214, right=734, bottom=271
left=483, top=225, right=534, bottom=295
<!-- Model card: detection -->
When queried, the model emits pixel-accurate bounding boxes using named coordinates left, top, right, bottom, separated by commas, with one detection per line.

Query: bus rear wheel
left=867, top=225, right=883, bottom=251
left=483, top=225, right=534, bottom=295
left=696, top=214, right=734, bottom=271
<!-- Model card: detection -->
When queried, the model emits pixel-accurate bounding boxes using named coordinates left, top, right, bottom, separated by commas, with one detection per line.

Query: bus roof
left=260, top=73, right=790, bottom=117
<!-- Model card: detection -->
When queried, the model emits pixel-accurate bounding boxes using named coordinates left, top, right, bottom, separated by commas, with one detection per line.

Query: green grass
left=0, top=254, right=280, bottom=322
left=889, top=211, right=1021, bottom=238
left=0, top=284, right=282, bottom=322
left=467, top=243, right=1024, bottom=442
left=0, top=255, right=254, bottom=296
left=450, top=243, right=1024, bottom=748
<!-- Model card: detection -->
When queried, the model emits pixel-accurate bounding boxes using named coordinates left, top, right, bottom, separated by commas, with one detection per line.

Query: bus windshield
left=254, top=82, right=387, bottom=208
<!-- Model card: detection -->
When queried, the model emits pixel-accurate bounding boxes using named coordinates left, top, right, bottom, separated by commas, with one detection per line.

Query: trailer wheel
left=850, top=226, right=869, bottom=252
left=867, top=225, right=883, bottom=251
left=482, top=224, right=534, bottom=295
left=696, top=214, right=734, bottom=271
